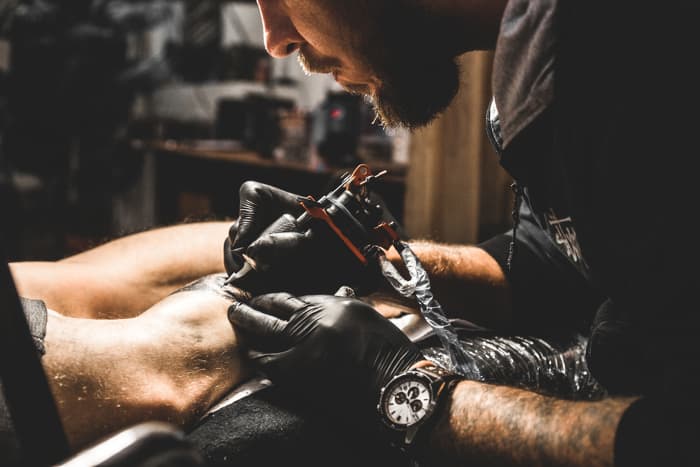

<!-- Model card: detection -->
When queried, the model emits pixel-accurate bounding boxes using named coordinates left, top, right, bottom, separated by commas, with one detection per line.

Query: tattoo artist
left=224, top=1, right=700, bottom=466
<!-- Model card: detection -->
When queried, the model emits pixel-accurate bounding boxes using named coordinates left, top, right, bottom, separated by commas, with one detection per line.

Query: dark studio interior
left=0, top=0, right=513, bottom=265
left=3, top=1, right=687, bottom=466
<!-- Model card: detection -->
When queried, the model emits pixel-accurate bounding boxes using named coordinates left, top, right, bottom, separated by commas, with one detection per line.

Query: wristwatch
left=377, top=361, right=459, bottom=449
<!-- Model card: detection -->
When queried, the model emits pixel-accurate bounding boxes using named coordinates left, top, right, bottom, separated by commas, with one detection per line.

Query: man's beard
left=370, top=55, right=460, bottom=129
left=299, top=46, right=460, bottom=130
left=299, top=8, right=460, bottom=129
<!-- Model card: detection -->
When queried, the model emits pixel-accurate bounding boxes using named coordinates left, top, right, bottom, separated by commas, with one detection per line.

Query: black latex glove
left=234, top=181, right=305, bottom=250
left=228, top=293, right=423, bottom=428
left=224, top=181, right=385, bottom=296
left=223, top=181, right=304, bottom=275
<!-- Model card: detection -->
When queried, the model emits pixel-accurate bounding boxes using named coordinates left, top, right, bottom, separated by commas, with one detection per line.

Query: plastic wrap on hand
left=422, top=333, right=605, bottom=400
left=378, top=242, right=604, bottom=400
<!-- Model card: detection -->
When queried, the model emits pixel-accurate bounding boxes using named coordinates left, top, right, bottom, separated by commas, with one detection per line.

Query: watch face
left=382, top=377, right=432, bottom=428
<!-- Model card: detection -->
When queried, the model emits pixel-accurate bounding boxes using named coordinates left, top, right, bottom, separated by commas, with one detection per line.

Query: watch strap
left=379, top=362, right=460, bottom=454
left=406, top=372, right=459, bottom=452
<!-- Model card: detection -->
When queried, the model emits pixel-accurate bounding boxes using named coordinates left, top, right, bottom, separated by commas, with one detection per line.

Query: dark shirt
left=481, top=1, right=700, bottom=465
left=0, top=297, right=48, bottom=466
left=482, top=0, right=601, bottom=335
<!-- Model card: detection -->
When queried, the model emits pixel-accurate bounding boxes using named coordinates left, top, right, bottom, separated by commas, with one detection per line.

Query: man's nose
left=257, top=1, right=303, bottom=58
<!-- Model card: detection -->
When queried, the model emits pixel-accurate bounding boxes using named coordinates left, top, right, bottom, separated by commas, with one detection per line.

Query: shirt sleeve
left=478, top=202, right=604, bottom=336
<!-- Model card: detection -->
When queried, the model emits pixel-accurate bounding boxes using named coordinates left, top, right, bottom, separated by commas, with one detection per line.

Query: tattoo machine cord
left=375, top=243, right=479, bottom=378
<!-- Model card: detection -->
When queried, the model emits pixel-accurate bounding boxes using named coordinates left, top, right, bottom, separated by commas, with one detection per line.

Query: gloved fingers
left=244, top=350, right=288, bottom=381
left=244, top=230, right=313, bottom=271
left=297, top=295, right=413, bottom=345
left=228, top=302, right=289, bottom=351
left=248, top=349, right=304, bottom=385
left=234, top=182, right=304, bottom=248
left=227, top=218, right=240, bottom=244
left=245, top=349, right=270, bottom=362
left=245, top=349, right=278, bottom=366
left=243, top=182, right=304, bottom=213
left=249, top=292, right=308, bottom=321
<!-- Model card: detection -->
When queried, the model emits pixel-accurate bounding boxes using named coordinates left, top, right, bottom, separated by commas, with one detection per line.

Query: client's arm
left=42, top=275, right=249, bottom=451
left=10, top=221, right=231, bottom=319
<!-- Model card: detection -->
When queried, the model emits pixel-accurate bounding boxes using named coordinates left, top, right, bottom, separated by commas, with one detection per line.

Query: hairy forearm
left=386, top=240, right=512, bottom=328
left=427, top=380, right=635, bottom=467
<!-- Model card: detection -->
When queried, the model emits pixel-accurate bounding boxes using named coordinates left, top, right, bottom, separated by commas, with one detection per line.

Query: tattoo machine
left=224, top=164, right=401, bottom=291
left=225, top=163, right=474, bottom=376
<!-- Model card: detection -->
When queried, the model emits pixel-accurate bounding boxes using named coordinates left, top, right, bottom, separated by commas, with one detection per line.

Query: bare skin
left=43, top=277, right=249, bottom=450
left=8, top=222, right=250, bottom=451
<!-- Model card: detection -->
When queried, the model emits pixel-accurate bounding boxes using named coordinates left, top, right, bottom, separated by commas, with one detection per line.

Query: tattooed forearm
left=426, top=380, right=637, bottom=467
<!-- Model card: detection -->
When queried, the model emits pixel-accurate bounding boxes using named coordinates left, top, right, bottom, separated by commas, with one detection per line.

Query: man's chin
left=368, top=58, right=461, bottom=129
left=372, top=83, right=458, bottom=130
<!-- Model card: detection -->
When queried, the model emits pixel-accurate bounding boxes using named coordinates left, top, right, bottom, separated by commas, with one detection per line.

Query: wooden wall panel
left=403, top=51, right=512, bottom=244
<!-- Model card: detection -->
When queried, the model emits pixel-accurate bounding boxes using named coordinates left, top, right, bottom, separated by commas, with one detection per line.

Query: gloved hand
left=223, top=181, right=305, bottom=275
left=223, top=181, right=385, bottom=296
left=228, top=293, right=423, bottom=427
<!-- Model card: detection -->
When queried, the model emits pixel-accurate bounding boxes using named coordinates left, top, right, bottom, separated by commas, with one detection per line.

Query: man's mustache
left=297, top=47, right=372, bottom=97
left=297, top=47, right=341, bottom=75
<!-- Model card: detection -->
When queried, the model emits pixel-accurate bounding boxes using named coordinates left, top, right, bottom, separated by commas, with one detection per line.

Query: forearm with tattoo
left=426, top=380, right=636, bottom=467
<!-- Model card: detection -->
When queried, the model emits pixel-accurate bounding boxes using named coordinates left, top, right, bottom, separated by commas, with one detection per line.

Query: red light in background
left=330, top=108, right=344, bottom=120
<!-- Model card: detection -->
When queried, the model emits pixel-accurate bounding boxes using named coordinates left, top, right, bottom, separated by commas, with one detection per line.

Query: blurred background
left=0, top=0, right=513, bottom=262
